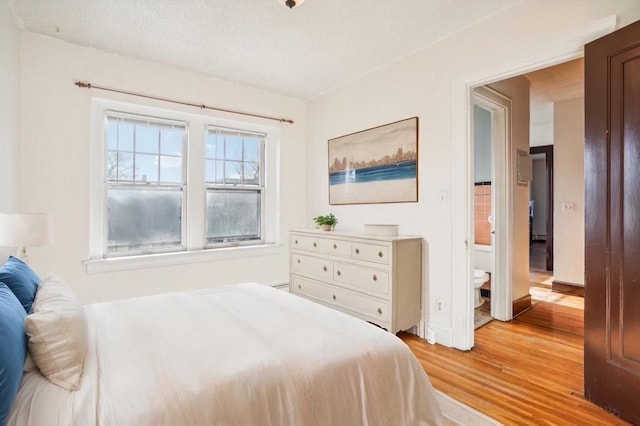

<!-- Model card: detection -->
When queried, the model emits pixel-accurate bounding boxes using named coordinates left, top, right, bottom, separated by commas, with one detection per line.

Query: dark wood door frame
left=529, top=145, right=553, bottom=271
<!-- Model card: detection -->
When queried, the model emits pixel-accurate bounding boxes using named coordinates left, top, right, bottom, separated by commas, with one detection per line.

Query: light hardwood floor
left=400, top=286, right=629, bottom=425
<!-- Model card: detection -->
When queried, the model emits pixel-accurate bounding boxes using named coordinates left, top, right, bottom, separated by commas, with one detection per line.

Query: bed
left=1, top=258, right=443, bottom=425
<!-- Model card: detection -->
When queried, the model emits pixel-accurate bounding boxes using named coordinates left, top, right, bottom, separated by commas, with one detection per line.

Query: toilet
left=474, top=269, right=489, bottom=308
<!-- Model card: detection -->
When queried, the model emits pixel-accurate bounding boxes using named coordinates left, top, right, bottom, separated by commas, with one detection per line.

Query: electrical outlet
left=435, top=299, right=444, bottom=312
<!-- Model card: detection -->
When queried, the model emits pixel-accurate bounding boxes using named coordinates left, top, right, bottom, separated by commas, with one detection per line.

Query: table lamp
left=0, top=213, right=53, bottom=263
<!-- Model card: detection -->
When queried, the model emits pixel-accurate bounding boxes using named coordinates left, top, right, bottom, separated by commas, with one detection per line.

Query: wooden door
left=585, top=19, right=640, bottom=424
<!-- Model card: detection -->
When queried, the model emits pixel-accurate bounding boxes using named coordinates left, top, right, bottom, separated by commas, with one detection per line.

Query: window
left=205, top=128, right=265, bottom=246
left=88, top=100, right=280, bottom=270
left=105, top=113, right=186, bottom=256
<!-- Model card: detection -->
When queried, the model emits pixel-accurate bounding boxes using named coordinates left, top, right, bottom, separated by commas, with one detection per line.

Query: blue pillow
left=0, top=283, right=28, bottom=425
left=0, top=256, right=41, bottom=313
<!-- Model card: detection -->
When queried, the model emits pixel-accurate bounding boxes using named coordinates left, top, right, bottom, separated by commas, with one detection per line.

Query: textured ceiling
left=11, top=0, right=519, bottom=99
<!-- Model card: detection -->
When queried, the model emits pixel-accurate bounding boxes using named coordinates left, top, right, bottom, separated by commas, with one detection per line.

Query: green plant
left=313, top=213, right=338, bottom=226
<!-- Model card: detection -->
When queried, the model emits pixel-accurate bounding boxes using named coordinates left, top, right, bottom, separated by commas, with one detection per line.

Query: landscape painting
left=328, top=117, right=418, bottom=205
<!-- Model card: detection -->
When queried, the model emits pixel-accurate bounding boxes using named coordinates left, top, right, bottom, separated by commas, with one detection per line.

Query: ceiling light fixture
left=279, top=0, right=306, bottom=9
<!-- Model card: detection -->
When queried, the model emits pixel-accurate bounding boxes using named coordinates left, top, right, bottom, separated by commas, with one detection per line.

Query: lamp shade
left=0, top=213, right=54, bottom=247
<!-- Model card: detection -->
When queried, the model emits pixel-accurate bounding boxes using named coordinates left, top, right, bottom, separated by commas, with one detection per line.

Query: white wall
left=19, top=33, right=307, bottom=303
left=306, top=0, right=640, bottom=348
left=553, top=97, right=585, bottom=285
left=0, top=2, right=20, bottom=259
left=530, top=104, right=554, bottom=147
left=531, top=158, right=548, bottom=239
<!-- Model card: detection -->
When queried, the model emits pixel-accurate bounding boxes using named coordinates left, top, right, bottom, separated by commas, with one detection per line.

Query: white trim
left=430, top=323, right=454, bottom=348
left=473, top=87, right=513, bottom=322
left=84, top=243, right=284, bottom=274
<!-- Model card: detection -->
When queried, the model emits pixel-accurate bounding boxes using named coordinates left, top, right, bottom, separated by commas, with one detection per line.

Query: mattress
left=9, top=282, right=443, bottom=425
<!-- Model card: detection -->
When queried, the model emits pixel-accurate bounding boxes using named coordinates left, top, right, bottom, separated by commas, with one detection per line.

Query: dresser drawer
left=351, top=242, right=390, bottom=264
left=334, top=262, right=389, bottom=295
left=290, top=234, right=319, bottom=252
left=291, top=253, right=333, bottom=280
left=317, top=238, right=351, bottom=257
left=291, top=276, right=390, bottom=322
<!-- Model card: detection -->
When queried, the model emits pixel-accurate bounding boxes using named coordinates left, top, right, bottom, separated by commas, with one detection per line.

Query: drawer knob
left=337, top=270, right=341, bottom=276
left=297, top=259, right=301, bottom=264
left=298, top=284, right=301, bottom=289
left=377, top=308, right=383, bottom=315
left=323, top=266, right=327, bottom=272
left=355, top=248, right=360, bottom=254
left=295, top=239, right=298, bottom=244
left=313, top=242, right=317, bottom=248
left=332, top=294, right=337, bottom=300
left=372, top=274, right=377, bottom=281
left=333, top=243, right=337, bottom=249
left=378, top=251, right=383, bottom=258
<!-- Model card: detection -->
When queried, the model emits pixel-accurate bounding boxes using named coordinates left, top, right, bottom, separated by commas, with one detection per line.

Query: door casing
left=472, top=86, right=512, bottom=325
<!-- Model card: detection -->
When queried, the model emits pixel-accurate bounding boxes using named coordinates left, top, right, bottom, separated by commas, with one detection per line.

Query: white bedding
left=9, top=283, right=443, bottom=425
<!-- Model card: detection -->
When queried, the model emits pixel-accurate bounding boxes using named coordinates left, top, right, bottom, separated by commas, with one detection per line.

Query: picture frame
left=328, top=117, right=418, bottom=205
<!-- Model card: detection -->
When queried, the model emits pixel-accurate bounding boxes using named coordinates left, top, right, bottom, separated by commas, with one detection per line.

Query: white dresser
left=289, top=229, right=422, bottom=334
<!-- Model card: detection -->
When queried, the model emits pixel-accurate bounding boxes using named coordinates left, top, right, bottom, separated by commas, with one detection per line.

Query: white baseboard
left=272, top=283, right=289, bottom=291
left=428, top=323, right=453, bottom=347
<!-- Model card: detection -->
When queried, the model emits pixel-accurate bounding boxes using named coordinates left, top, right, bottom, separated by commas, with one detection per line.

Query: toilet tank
left=474, top=244, right=493, bottom=273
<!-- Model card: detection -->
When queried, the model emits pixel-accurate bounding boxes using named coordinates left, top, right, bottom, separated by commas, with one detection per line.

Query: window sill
left=83, top=244, right=284, bottom=274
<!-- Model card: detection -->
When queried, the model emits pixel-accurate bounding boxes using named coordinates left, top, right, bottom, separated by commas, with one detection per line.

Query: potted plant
left=313, top=213, right=338, bottom=231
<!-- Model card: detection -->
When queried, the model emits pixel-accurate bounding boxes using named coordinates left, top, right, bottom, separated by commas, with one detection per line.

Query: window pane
left=135, top=153, right=159, bottom=182
left=117, top=152, right=134, bottom=181
left=118, top=122, right=134, bottom=152
left=205, top=160, right=224, bottom=184
left=225, top=136, right=243, bottom=161
left=107, top=188, right=183, bottom=254
left=205, top=133, right=223, bottom=159
left=243, top=162, right=259, bottom=185
left=224, top=161, right=243, bottom=184
left=205, top=159, right=221, bottom=183
left=206, top=190, right=260, bottom=243
left=244, top=138, right=260, bottom=162
left=161, top=128, right=183, bottom=156
left=135, top=124, right=159, bottom=154
left=107, top=120, right=118, bottom=151
left=159, top=155, right=182, bottom=183
left=107, top=151, right=118, bottom=181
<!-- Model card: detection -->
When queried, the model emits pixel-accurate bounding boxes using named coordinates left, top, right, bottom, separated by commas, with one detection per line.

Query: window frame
left=204, top=126, right=266, bottom=248
left=87, top=98, right=281, bottom=272
left=103, top=111, right=188, bottom=258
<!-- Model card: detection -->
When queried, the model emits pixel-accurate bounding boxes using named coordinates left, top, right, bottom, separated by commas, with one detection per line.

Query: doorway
left=470, top=58, right=586, bottom=340
left=471, top=86, right=512, bottom=327
left=529, top=144, right=553, bottom=273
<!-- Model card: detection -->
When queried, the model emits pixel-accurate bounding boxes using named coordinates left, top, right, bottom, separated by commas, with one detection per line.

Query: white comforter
left=9, top=283, right=443, bottom=425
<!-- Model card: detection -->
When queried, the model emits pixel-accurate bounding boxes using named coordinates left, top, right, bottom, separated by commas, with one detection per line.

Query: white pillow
left=24, top=274, right=88, bottom=390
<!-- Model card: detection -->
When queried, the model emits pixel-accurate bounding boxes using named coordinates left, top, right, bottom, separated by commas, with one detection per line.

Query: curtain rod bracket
left=74, top=81, right=294, bottom=124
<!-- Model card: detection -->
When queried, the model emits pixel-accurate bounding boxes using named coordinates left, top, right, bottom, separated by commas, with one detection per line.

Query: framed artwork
left=328, top=117, right=418, bottom=205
